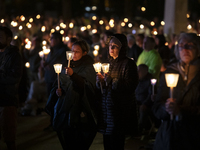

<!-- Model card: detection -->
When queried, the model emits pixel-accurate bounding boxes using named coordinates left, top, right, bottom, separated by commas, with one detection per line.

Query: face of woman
left=72, top=45, right=86, bottom=61
left=178, top=38, right=197, bottom=64
left=109, top=42, right=120, bottom=59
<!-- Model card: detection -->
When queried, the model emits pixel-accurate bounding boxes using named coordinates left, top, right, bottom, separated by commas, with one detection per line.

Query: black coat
left=0, top=45, right=22, bottom=107
left=97, top=56, right=139, bottom=135
left=126, top=43, right=143, bottom=62
left=152, top=63, right=200, bottom=150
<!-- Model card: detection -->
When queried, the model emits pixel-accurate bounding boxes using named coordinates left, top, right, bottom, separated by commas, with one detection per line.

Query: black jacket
left=126, top=43, right=143, bottom=62
left=153, top=62, right=200, bottom=150
left=0, top=45, right=23, bottom=107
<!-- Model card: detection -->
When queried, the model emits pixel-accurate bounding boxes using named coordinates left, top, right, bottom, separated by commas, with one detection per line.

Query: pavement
left=0, top=111, right=154, bottom=150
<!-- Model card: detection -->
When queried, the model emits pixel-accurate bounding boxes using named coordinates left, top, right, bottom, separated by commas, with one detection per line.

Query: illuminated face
left=178, top=38, right=197, bottom=64
left=109, top=42, right=120, bottom=59
left=72, top=45, right=86, bottom=61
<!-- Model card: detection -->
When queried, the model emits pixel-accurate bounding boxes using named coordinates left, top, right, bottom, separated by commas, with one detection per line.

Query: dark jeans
left=57, top=127, right=97, bottom=150
left=103, top=134, right=125, bottom=150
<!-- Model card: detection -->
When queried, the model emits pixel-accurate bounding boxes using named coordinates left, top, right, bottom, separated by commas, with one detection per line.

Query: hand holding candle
left=54, top=64, right=62, bottom=89
left=165, top=73, right=179, bottom=120
left=93, top=63, right=103, bottom=94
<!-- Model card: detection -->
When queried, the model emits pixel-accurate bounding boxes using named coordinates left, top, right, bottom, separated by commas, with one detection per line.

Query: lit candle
left=93, top=63, right=103, bottom=93
left=39, top=51, right=44, bottom=58
left=165, top=73, right=179, bottom=120
left=25, top=62, right=30, bottom=68
left=102, top=63, right=110, bottom=86
left=66, top=51, right=74, bottom=67
left=43, top=48, right=50, bottom=56
left=94, top=45, right=99, bottom=51
left=151, top=79, right=157, bottom=95
left=53, top=64, right=62, bottom=89
left=93, top=50, right=98, bottom=57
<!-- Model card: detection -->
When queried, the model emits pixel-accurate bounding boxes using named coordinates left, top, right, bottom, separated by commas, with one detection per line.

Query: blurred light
left=26, top=22, right=29, bottom=27
left=42, top=46, right=47, bottom=50
left=27, top=24, right=32, bottom=28
left=85, top=7, right=91, bottom=11
left=161, top=21, right=165, bottom=26
left=199, top=19, right=200, bottom=23
left=187, top=24, right=192, bottom=30
left=175, top=41, right=178, bottom=45
left=165, top=42, right=168, bottom=46
left=25, top=44, right=31, bottom=50
left=92, top=29, right=97, bottom=33
left=60, top=30, right=64, bottom=34
left=36, top=15, right=40, bottom=19
left=121, top=22, right=125, bottom=27
left=39, top=51, right=44, bottom=58
left=1, top=19, right=4, bottom=23
left=25, top=62, right=30, bottom=68
left=42, top=40, right=47, bottom=45
left=65, top=36, right=69, bottom=42
left=153, top=31, right=158, bottom=35
left=62, top=37, right=65, bottom=42
left=198, top=34, right=200, bottom=37
left=87, top=25, right=91, bottom=29
left=29, top=18, right=33, bottom=23
left=132, top=30, right=136, bottom=34
left=92, top=6, right=97, bottom=11
left=109, top=19, right=114, bottom=24
left=69, top=23, right=74, bottom=28
left=141, top=7, right=146, bottom=12
left=105, top=26, right=110, bottom=30
left=93, top=50, right=98, bottom=56
left=150, top=21, right=155, bottom=26
left=12, top=21, right=18, bottom=27
left=56, top=26, right=60, bottom=31
left=81, top=26, right=87, bottom=31
left=25, top=38, right=29, bottom=43
left=110, top=24, right=114, bottom=28
left=14, top=36, right=18, bottom=40
left=27, top=41, right=31, bottom=45
left=140, top=24, right=144, bottom=29
left=128, top=23, right=132, bottom=28
left=20, top=15, right=25, bottom=21
left=92, top=16, right=97, bottom=20
left=187, top=14, right=190, bottom=18
left=94, top=45, right=99, bottom=50
left=41, top=26, right=46, bottom=32
left=19, top=25, right=23, bottom=30
left=51, top=29, right=55, bottom=33
left=124, top=18, right=128, bottom=23
left=99, top=20, right=104, bottom=25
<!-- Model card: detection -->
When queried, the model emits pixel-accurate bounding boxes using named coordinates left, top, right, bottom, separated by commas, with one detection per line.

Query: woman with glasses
left=152, top=33, right=200, bottom=150
left=96, top=34, right=139, bottom=150
left=45, top=40, right=97, bottom=150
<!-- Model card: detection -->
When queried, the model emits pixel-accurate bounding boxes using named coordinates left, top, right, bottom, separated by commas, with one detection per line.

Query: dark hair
left=0, top=26, right=13, bottom=38
left=92, top=33, right=100, bottom=39
left=137, top=33, right=144, bottom=39
left=70, top=37, right=78, bottom=43
left=138, top=64, right=148, bottom=71
left=51, top=31, right=62, bottom=42
left=72, top=40, right=89, bottom=53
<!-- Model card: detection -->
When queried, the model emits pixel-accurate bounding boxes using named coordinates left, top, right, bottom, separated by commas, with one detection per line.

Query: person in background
left=45, top=40, right=97, bottom=150
left=127, top=34, right=143, bottom=62
left=153, top=33, right=200, bottom=150
left=136, top=34, right=144, bottom=49
left=96, top=34, right=139, bottom=150
left=137, top=37, right=162, bottom=81
left=67, top=37, right=78, bottom=50
left=0, top=26, right=23, bottom=150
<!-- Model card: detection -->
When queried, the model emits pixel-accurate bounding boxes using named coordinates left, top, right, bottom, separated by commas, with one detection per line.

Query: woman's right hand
left=56, top=88, right=62, bottom=97
left=96, top=73, right=104, bottom=83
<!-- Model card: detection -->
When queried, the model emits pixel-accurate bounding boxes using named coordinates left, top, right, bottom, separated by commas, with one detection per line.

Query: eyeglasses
left=109, top=44, right=119, bottom=49
left=178, top=42, right=196, bottom=50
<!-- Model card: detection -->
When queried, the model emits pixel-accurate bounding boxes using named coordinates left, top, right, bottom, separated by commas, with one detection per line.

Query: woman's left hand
left=165, top=98, right=180, bottom=115
left=66, top=67, right=73, bottom=76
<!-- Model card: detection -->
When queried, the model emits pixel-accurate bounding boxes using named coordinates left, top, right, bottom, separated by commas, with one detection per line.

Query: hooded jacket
left=97, top=34, right=139, bottom=135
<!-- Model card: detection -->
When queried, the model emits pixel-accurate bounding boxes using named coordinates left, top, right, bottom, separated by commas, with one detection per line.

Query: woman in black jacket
left=45, top=40, right=97, bottom=150
left=96, top=34, right=139, bottom=150
left=152, top=33, right=200, bottom=150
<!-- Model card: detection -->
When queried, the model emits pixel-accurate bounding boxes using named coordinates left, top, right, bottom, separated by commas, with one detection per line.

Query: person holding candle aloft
left=45, top=40, right=97, bottom=150
left=152, top=33, right=200, bottom=150
left=96, top=34, right=139, bottom=150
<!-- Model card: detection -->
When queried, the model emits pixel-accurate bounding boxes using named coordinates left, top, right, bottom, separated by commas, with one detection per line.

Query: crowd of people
left=0, top=13, right=200, bottom=150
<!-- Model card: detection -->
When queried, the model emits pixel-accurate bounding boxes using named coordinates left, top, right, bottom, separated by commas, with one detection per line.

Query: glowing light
left=39, top=51, right=44, bottom=58
left=19, top=25, right=23, bottom=30
left=85, top=7, right=91, bottom=11
left=41, top=26, right=46, bottom=32
left=150, top=21, right=155, bottom=26
left=109, top=19, right=114, bottom=25
left=42, top=40, right=47, bottom=45
left=99, top=20, right=104, bottom=25
left=93, top=50, right=98, bottom=57
left=121, top=22, right=125, bottom=27
left=51, top=29, right=55, bottom=33
left=161, top=21, right=165, bottom=26
left=105, top=26, right=110, bottom=30
left=14, top=36, right=18, bottom=40
left=92, top=16, right=97, bottom=20
left=199, top=20, right=200, bottom=23
left=42, top=46, right=47, bottom=50
left=128, top=23, right=132, bottom=28
left=153, top=31, right=158, bottom=35
left=25, top=43, right=31, bottom=50
left=25, top=62, right=30, bottom=68
left=92, top=6, right=97, bottom=11
left=140, top=24, right=144, bottom=29
left=25, top=38, right=29, bottom=43
left=141, top=7, right=146, bottom=11
left=36, top=15, right=40, bottom=19
left=20, top=15, right=25, bottom=21
left=87, top=25, right=91, bottom=29
left=27, top=24, right=32, bottom=28
left=94, top=45, right=99, bottom=51
left=92, top=29, right=97, bottom=34
left=81, top=26, right=87, bottom=31
left=187, top=14, right=190, bottom=18
left=165, top=42, right=168, bottom=46
left=69, top=23, right=74, bottom=28
left=56, top=26, right=60, bottom=31
left=1, top=19, right=4, bottom=23
left=124, top=18, right=128, bottom=23
left=110, top=24, right=114, bottom=28
left=187, top=24, right=192, bottom=30
left=43, top=48, right=50, bottom=55
left=29, top=18, right=33, bottom=23
left=60, top=30, right=64, bottom=34
left=132, top=30, right=136, bottom=34
left=175, top=41, right=178, bottom=45
left=65, top=36, right=69, bottom=42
